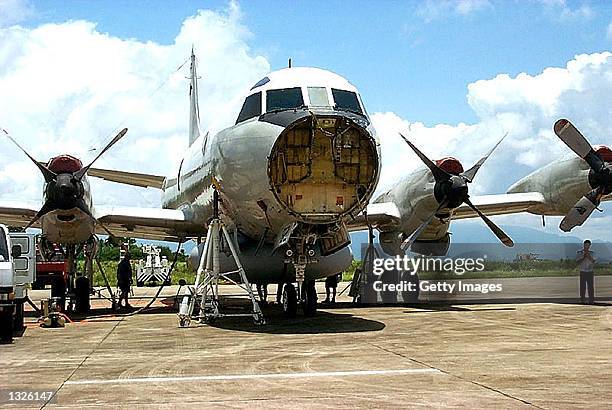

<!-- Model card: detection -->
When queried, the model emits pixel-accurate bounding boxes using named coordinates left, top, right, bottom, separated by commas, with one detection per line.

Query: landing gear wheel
left=0, top=308, right=14, bottom=344
left=179, top=317, right=190, bottom=327
left=303, top=281, right=317, bottom=316
left=282, top=283, right=297, bottom=317
left=75, top=276, right=90, bottom=313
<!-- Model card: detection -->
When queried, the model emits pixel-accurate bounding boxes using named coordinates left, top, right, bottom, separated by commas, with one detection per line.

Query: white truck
left=0, top=225, right=36, bottom=343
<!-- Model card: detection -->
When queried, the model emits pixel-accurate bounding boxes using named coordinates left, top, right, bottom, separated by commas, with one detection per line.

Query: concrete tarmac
left=1, top=281, right=611, bottom=408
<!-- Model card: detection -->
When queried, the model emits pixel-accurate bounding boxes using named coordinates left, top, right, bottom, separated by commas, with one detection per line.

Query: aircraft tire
left=303, top=281, right=317, bottom=316
left=282, top=283, right=297, bottom=317
left=0, top=308, right=14, bottom=344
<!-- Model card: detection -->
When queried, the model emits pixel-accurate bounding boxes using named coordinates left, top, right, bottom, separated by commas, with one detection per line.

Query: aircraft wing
left=347, top=202, right=402, bottom=232
left=94, top=206, right=203, bottom=241
left=0, top=200, right=41, bottom=227
left=452, top=192, right=546, bottom=220
left=87, top=167, right=166, bottom=189
left=347, top=192, right=546, bottom=232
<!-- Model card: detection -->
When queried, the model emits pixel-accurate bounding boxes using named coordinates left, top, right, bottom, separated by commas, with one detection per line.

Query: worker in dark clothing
left=576, top=239, right=596, bottom=304
left=323, top=273, right=341, bottom=304
left=117, top=253, right=133, bottom=308
left=256, top=283, right=268, bottom=305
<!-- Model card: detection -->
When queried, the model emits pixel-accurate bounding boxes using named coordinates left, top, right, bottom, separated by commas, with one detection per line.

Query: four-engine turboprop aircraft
left=0, top=50, right=609, bottom=316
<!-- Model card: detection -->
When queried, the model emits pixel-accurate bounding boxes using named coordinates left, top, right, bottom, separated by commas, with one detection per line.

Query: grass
left=86, top=258, right=611, bottom=287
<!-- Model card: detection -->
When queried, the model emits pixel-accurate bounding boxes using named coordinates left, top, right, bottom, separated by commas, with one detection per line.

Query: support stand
left=178, top=190, right=264, bottom=327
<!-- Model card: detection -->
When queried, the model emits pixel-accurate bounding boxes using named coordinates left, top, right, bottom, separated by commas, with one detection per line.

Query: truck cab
left=0, top=225, right=36, bottom=343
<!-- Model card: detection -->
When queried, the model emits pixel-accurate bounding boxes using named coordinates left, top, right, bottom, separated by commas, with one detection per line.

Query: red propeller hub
left=435, top=157, right=464, bottom=175
left=47, top=155, right=83, bottom=174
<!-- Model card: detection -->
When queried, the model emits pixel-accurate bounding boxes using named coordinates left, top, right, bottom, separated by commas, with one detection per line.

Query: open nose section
left=267, top=113, right=379, bottom=223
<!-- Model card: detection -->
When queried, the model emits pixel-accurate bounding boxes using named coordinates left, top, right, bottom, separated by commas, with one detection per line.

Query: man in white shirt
left=576, top=239, right=595, bottom=304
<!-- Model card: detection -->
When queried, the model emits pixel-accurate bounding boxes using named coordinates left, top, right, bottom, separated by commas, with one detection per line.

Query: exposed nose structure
left=267, top=113, right=379, bottom=224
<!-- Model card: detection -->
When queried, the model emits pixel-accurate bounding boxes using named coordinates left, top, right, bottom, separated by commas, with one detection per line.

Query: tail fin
left=188, top=48, right=201, bottom=146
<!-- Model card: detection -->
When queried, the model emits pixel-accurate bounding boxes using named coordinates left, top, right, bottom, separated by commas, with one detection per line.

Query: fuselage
left=159, top=67, right=381, bottom=281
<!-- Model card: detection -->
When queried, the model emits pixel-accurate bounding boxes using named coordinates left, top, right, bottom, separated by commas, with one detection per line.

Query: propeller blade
left=461, top=132, right=508, bottom=183
left=24, top=200, right=56, bottom=230
left=464, top=197, right=514, bottom=247
left=75, top=128, right=128, bottom=180
left=75, top=200, right=116, bottom=239
left=400, top=198, right=448, bottom=251
left=559, top=187, right=603, bottom=232
left=553, top=119, right=603, bottom=171
left=399, top=133, right=451, bottom=182
left=2, top=128, right=57, bottom=183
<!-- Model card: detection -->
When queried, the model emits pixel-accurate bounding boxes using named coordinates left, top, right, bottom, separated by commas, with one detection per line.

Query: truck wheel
left=136, top=281, right=144, bottom=287
left=282, top=284, right=297, bottom=317
left=0, top=308, right=14, bottom=344
left=75, top=276, right=90, bottom=313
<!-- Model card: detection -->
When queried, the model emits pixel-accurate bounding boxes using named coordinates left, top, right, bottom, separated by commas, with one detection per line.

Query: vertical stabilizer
left=188, top=48, right=201, bottom=146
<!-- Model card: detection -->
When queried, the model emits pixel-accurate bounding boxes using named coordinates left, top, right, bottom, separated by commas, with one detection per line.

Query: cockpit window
left=0, top=230, right=8, bottom=261
left=307, top=87, right=329, bottom=107
left=332, top=89, right=363, bottom=114
left=266, top=88, right=304, bottom=112
left=250, top=76, right=270, bottom=90
left=235, top=92, right=262, bottom=124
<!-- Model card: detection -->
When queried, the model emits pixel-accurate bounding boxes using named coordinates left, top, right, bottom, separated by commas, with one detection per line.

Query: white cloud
left=0, top=2, right=270, bottom=206
left=539, top=0, right=594, bottom=22
left=417, top=0, right=491, bottom=22
left=0, top=0, right=32, bottom=27
left=372, top=52, right=612, bottom=200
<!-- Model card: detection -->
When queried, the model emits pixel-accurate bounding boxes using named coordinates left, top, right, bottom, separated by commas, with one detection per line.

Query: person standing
left=117, top=252, right=133, bottom=308
left=324, top=272, right=340, bottom=304
left=576, top=240, right=595, bottom=304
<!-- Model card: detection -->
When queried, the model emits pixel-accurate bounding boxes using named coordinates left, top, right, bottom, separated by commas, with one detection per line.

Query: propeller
left=399, top=133, right=513, bottom=251
left=2, top=127, right=127, bottom=237
left=553, top=119, right=612, bottom=232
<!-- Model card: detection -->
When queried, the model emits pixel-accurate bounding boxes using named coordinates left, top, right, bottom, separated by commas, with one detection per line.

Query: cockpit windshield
left=332, top=88, right=363, bottom=115
left=266, top=87, right=304, bottom=112
left=235, top=92, right=262, bottom=124
left=0, top=229, right=8, bottom=262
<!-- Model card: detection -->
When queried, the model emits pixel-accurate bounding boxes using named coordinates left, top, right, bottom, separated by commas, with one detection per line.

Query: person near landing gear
left=256, top=283, right=268, bottom=305
left=117, top=252, right=133, bottom=309
left=323, top=273, right=340, bottom=304
left=576, top=239, right=596, bottom=304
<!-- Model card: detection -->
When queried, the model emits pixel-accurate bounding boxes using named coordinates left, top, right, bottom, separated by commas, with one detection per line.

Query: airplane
left=0, top=127, right=129, bottom=310
left=1, top=50, right=608, bottom=317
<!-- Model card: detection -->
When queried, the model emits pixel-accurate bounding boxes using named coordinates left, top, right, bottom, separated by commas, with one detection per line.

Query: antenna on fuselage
left=188, top=46, right=202, bottom=147
left=288, top=58, right=292, bottom=68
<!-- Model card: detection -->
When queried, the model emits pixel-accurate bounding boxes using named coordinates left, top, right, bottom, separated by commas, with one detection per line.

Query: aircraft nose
left=267, top=112, right=379, bottom=223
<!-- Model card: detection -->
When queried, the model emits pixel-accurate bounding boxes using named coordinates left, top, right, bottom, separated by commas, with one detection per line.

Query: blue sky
left=22, top=0, right=612, bottom=126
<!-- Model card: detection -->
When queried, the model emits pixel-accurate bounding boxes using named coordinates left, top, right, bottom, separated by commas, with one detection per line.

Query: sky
left=1, top=0, right=612, bottom=242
